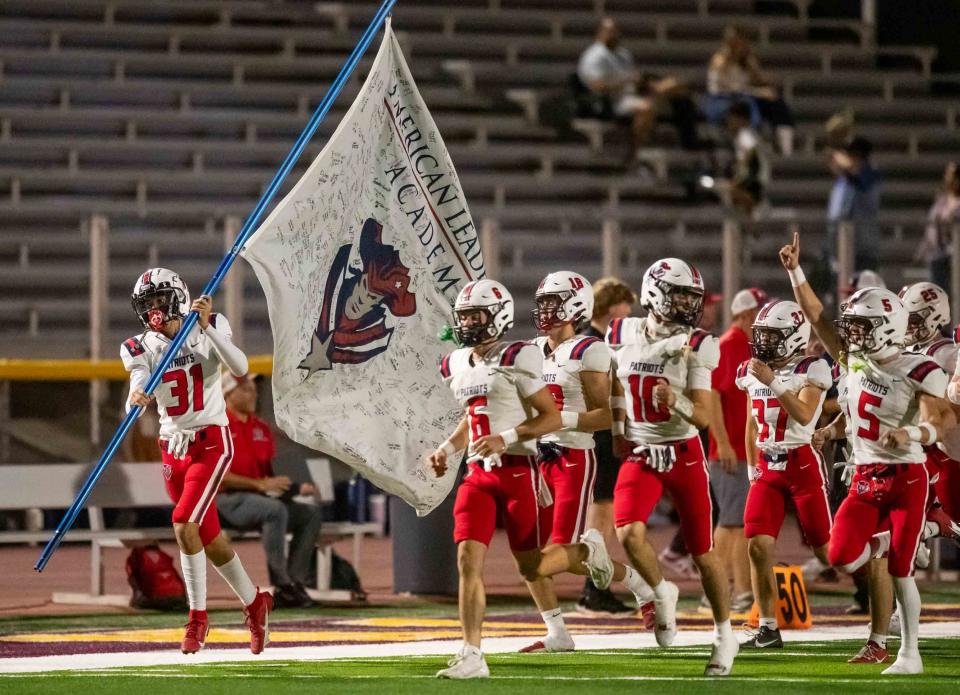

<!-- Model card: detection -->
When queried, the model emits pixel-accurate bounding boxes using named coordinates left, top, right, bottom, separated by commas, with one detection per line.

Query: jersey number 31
left=162, top=365, right=205, bottom=416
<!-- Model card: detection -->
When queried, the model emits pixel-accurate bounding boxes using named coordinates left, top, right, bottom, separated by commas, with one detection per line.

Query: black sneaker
left=273, top=583, right=314, bottom=609
left=576, top=584, right=635, bottom=617
left=742, top=625, right=783, bottom=649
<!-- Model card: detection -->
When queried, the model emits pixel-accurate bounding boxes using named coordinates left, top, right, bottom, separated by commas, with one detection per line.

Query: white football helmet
left=640, top=257, right=705, bottom=327
left=131, top=267, right=191, bottom=331
left=751, top=300, right=811, bottom=363
left=453, top=279, right=514, bottom=347
left=836, top=287, right=907, bottom=358
left=533, top=271, right=593, bottom=332
left=898, top=282, right=950, bottom=347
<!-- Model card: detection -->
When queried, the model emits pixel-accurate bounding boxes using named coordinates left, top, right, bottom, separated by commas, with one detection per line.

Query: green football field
left=3, top=640, right=959, bottom=694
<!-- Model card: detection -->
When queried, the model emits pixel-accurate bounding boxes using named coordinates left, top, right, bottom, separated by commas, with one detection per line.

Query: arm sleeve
left=512, top=344, right=546, bottom=399
left=688, top=365, right=713, bottom=391
left=914, top=364, right=948, bottom=399
left=805, top=359, right=833, bottom=390
left=689, top=335, right=720, bottom=391
left=581, top=340, right=612, bottom=372
left=203, top=314, right=248, bottom=376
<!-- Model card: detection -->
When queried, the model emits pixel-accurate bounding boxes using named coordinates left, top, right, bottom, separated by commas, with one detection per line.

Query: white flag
left=241, top=21, right=484, bottom=515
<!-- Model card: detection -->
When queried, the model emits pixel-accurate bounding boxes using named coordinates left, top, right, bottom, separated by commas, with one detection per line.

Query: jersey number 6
left=162, top=364, right=205, bottom=416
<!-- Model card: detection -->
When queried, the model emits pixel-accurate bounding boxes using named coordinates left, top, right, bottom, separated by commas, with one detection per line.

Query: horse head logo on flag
left=299, top=218, right=417, bottom=376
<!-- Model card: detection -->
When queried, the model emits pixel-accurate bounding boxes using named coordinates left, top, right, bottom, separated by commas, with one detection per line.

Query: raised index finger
left=792, top=230, right=799, bottom=252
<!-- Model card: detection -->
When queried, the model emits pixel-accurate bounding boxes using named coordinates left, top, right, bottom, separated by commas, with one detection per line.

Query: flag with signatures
left=241, top=21, right=484, bottom=514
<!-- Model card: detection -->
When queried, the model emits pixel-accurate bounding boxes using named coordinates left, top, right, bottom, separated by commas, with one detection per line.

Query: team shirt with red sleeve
left=226, top=409, right=276, bottom=480
left=906, top=336, right=958, bottom=374
left=736, top=355, right=832, bottom=452
left=533, top=335, right=612, bottom=450
left=606, top=317, right=720, bottom=445
left=838, top=352, right=948, bottom=464
left=708, top=324, right=753, bottom=461
left=441, top=341, right=544, bottom=457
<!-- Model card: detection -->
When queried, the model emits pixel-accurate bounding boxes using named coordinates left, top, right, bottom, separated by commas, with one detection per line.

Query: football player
left=736, top=300, right=833, bottom=649
left=780, top=235, right=950, bottom=674
left=428, top=279, right=608, bottom=679
left=122, top=268, right=272, bottom=655
left=606, top=258, right=739, bottom=677
left=520, top=271, right=658, bottom=651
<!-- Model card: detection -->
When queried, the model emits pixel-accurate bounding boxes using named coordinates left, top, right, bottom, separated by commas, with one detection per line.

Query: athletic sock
left=869, top=632, right=888, bottom=649
left=760, top=617, right=778, bottom=631
left=540, top=607, right=568, bottom=640
left=622, top=566, right=655, bottom=602
left=892, top=576, right=921, bottom=655
left=652, top=579, right=671, bottom=600
left=714, top=619, right=733, bottom=641
left=214, top=553, right=257, bottom=606
left=180, top=550, right=207, bottom=611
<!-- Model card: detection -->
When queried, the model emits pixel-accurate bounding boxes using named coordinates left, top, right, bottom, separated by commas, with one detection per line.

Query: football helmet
left=453, top=279, right=514, bottom=347
left=131, top=268, right=191, bottom=331
left=751, top=300, right=811, bottom=363
left=835, top=287, right=907, bottom=358
left=898, top=282, right=950, bottom=347
left=640, top=257, right=705, bottom=327
left=532, top=271, right=593, bottom=332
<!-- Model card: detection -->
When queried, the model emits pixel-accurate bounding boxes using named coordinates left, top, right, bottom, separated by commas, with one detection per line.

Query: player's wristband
left=769, top=380, right=788, bottom=398
left=499, top=428, right=519, bottom=446
left=611, top=421, right=625, bottom=437
left=788, top=266, right=806, bottom=287
left=673, top=393, right=694, bottom=420
left=560, top=410, right=579, bottom=430
left=907, top=422, right=937, bottom=443
left=610, top=396, right=627, bottom=410
left=440, top=440, right=457, bottom=456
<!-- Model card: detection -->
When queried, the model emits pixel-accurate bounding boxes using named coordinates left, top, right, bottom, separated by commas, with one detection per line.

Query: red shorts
left=453, top=454, right=546, bottom=553
left=744, top=445, right=832, bottom=548
left=828, top=463, right=929, bottom=578
left=925, top=445, right=960, bottom=520
left=540, top=447, right=597, bottom=545
left=613, top=435, right=713, bottom=557
left=158, top=424, right=233, bottom=546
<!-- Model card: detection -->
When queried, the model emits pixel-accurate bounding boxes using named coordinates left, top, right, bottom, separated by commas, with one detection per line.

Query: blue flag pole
left=35, top=0, right=399, bottom=572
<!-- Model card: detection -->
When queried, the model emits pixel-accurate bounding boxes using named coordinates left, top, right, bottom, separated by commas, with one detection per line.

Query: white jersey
left=906, top=337, right=958, bottom=374
left=607, top=317, right=719, bottom=444
left=121, top=314, right=235, bottom=438
left=441, top=341, right=545, bottom=456
left=534, top=335, right=611, bottom=450
left=838, top=352, right=948, bottom=464
left=736, top=355, right=832, bottom=451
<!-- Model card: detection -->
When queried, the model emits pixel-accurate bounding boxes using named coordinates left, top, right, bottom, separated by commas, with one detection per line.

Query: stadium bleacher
left=0, top=0, right=952, bottom=356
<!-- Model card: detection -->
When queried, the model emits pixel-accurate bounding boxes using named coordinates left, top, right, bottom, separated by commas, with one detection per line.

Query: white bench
left=0, top=461, right=380, bottom=605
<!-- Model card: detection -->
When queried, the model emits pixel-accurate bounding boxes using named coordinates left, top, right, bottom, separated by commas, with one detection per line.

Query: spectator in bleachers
left=705, top=26, right=795, bottom=156
left=725, top=100, right=769, bottom=215
left=822, top=136, right=881, bottom=285
left=919, top=161, right=960, bottom=294
left=217, top=373, right=324, bottom=609
left=576, top=16, right=704, bottom=159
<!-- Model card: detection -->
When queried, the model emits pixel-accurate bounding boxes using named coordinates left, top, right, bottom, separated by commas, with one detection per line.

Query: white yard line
left=0, top=622, right=958, bottom=675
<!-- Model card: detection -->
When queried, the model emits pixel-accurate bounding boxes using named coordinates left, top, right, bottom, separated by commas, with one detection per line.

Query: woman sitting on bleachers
left=705, top=26, right=795, bottom=156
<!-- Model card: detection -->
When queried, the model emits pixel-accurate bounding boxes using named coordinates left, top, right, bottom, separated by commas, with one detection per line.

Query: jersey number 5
left=162, top=364, right=204, bottom=416
left=628, top=374, right=671, bottom=423
left=856, top=392, right=883, bottom=440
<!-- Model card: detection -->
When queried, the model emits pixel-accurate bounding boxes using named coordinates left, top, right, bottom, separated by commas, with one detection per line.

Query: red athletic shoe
left=639, top=600, right=656, bottom=630
left=243, top=590, right=273, bottom=654
left=927, top=505, right=960, bottom=542
left=181, top=609, right=209, bottom=654
left=848, top=640, right=889, bottom=664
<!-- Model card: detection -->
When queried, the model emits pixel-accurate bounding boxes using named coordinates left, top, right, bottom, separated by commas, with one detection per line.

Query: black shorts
left=592, top=429, right=622, bottom=501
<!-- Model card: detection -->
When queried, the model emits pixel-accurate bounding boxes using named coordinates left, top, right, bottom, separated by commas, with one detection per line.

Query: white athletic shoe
left=889, top=607, right=901, bottom=637
left=436, top=645, right=490, bottom=679
left=882, top=650, right=923, bottom=675
left=518, top=633, right=575, bottom=653
left=580, top=528, right=614, bottom=590
left=652, top=580, right=679, bottom=647
left=704, top=634, right=739, bottom=676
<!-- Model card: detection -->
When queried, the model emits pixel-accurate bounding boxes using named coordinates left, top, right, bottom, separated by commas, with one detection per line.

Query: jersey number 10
left=162, top=364, right=205, bottom=416
left=628, top=374, right=671, bottom=423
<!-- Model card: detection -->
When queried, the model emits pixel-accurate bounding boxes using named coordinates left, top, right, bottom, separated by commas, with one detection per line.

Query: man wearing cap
left=216, top=372, right=324, bottom=608
left=707, top=288, right=768, bottom=612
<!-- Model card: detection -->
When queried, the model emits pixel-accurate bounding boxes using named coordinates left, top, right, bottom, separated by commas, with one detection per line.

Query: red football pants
left=924, top=445, right=960, bottom=519
left=540, top=447, right=597, bottom=545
